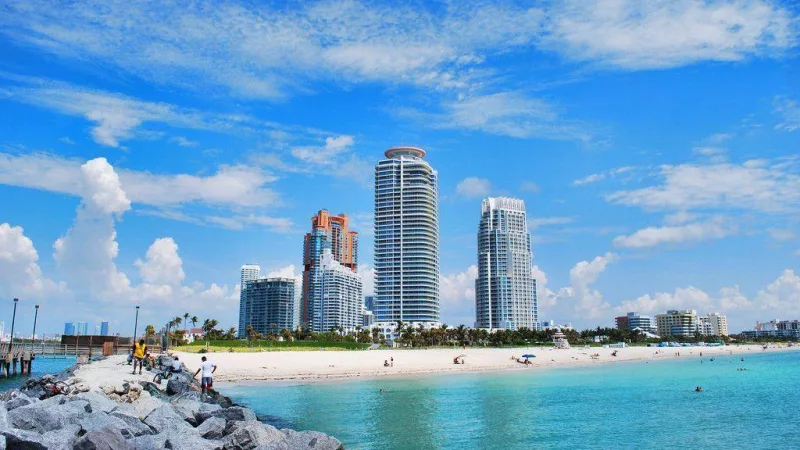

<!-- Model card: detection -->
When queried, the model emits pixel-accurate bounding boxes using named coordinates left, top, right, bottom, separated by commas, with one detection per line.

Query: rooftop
left=385, top=146, right=426, bottom=159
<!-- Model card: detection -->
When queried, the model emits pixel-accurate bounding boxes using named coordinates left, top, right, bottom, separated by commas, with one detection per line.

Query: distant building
left=616, top=312, right=656, bottom=334
left=742, top=319, right=800, bottom=339
left=364, top=295, right=377, bottom=313
left=64, top=322, right=76, bottom=336
left=317, top=248, right=363, bottom=333
left=241, top=278, right=296, bottom=336
left=238, top=264, right=261, bottom=338
left=100, top=321, right=109, bottom=336
left=475, top=197, right=538, bottom=331
left=374, top=147, right=440, bottom=327
left=655, top=310, right=698, bottom=338
left=540, top=320, right=573, bottom=331
left=704, top=312, right=728, bottom=337
left=301, top=210, right=358, bottom=332
left=362, top=310, right=375, bottom=329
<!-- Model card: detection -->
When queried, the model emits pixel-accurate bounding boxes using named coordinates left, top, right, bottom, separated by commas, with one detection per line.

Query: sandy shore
left=173, top=344, right=798, bottom=384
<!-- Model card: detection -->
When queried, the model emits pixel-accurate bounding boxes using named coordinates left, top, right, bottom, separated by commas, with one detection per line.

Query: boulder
left=167, top=377, right=193, bottom=396
left=80, top=412, right=137, bottom=438
left=199, top=406, right=257, bottom=424
left=129, top=434, right=169, bottom=450
left=140, top=382, right=171, bottom=402
left=100, top=385, right=115, bottom=396
left=113, top=384, right=127, bottom=395
left=71, top=392, right=116, bottom=413
left=109, top=410, right=156, bottom=437
left=0, top=435, right=5, bottom=450
left=196, top=416, right=227, bottom=439
left=162, top=428, right=222, bottom=450
left=143, top=404, right=194, bottom=433
left=282, top=429, right=344, bottom=450
left=8, top=398, right=90, bottom=432
left=0, top=427, right=47, bottom=450
left=0, top=402, right=7, bottom=429
left=116, top=395, right=162, bottom=418
left=6, top=395, right=36, bottom=411
left=222, top=421, right=287, bottom=450
left=40, top=424, right=81, bottom=450
left=195, top=402, right=223, bottom=424
left=73, top=426, right=132, bottom=450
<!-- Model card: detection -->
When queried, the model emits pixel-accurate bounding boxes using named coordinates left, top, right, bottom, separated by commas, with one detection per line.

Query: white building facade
left=316, top=249, right=363, bottom=333
left=238, top=264, right=261, bottom=338
left=475, top=197, right=538, bottom=330
left=374, top=147, right=440, bottom=327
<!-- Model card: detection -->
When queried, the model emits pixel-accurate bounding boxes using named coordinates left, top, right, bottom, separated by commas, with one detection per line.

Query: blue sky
left=0, top=0, right=798, bottom=335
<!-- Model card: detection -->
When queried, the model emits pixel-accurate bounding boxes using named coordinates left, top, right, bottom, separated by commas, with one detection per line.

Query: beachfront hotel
left=699, top=312, right=729, bottom=337
left=615, top=312, right=657, bottom=334
left=237, top=264, right=261, bottom=338
left=241, top=278, right=297, bottom=335
left=475, top=197, right=539, bottom=330
left=656, top=310, right=698, bottom=338
left=373, top=147, right=441, bottom=330
left=301, top=210, right=359, bottom=332
left=316, top=248, right=363, bottom=333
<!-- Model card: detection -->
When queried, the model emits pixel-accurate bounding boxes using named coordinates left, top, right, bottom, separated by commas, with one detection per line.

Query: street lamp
left=9, top=298, right=19, bottom=354
left=32, top=304, right=39, bottom=345
left=133, top=306, right=140, bottom=342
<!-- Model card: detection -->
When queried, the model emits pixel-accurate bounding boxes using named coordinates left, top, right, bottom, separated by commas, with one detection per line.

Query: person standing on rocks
left=193, top=355, right=217, bottom=396
left=132, top=339, right=147, bottom=375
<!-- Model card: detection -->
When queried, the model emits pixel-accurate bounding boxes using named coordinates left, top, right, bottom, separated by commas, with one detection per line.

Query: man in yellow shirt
left=132, top=339, right=146, bottom=375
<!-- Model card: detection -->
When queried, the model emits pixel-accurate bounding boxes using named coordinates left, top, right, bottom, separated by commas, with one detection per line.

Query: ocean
left=0, top=356, right=77, bottom=392
left=223, top=350, right=800, bottom=449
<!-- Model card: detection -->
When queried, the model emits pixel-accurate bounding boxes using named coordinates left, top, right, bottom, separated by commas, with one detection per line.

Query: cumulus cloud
left=573, top=166, right=634, bottom=186
left=134, top=238, right=186, bottom=286
left=455, top=177, right=491, bottom=198
left=613, top=217, right=735, bottom=249
left=545, top=253, right=617, bottom=322
left=440, top=265, right=478, bottom=326
left=358, top=264, right=375, bottom=297
left=529, top=216, right=575, bottom=230
left=774, top=96, right=800, bottom=132
left=0, top=223, right=65, bottom=298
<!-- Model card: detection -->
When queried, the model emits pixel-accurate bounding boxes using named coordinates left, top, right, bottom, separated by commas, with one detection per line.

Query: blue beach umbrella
left=521, top=354, right=536, bottom=358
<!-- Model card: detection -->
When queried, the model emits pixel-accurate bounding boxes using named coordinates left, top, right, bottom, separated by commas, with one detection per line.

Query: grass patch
left=173, top=339, right=371, bottom=353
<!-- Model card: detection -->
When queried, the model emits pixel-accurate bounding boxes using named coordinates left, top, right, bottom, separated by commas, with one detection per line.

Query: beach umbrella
left=521, top=354, right=536, bottom=358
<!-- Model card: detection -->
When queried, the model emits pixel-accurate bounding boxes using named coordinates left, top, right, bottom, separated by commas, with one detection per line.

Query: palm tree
left=183, top=313, right=190, bottom=331
left=191, top=316, right=198, bottom=330
left=174, top=316, right=182, bottom=330
left=226, top=327, right=237, bottom=340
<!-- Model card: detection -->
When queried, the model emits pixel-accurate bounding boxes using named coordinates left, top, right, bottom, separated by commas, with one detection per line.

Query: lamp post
left=32, top=304, right=39, bottom=345
left=9, top=298, right=19, bottom=354
left=133, top=306, right=140, bottom=342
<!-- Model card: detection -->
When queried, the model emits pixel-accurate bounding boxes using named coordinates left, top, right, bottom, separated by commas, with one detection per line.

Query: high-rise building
left=301, top=210, right=358, bottom=331
left=615, top=312, right=656, bottom=334
left=64, top=322, right=76, bottom=336
left=475, top=197, right=538, bottom=330
left=656, top=310, right=698, bottom=338
left=238, top=264, right=261, bottom=338
left=241, top=278, right=296, bottom=336
left=374, top=147, right=440, bottom=327
left=703, top=312, right=728, bottom=337
left=76, top=321, right=88, bottom=336
left=100, top=321, right=109, bottom=336
left=315, top=249, right=363, bottom=333
left=364, top=295, right=377, bottom=313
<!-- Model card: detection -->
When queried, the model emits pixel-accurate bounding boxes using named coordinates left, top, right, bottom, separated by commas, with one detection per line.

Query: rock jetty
left=0, top=357, right=343, bottom=449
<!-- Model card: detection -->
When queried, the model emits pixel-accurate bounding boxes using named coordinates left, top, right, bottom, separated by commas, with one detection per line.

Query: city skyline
left=0, top=1, right=799, bottom=334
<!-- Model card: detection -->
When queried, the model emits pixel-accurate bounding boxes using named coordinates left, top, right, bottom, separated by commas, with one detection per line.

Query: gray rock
left=116, top=395, right=163, bottom=418
left=8, top=398, right=89, bottom=432
left=144, top=404, right=193, bottom=433
left=222, top=421, right=287, bottom=450
left=162, top=428, right=222, bottom=450
left=282, top=429, right=344, bottom=450
left=140, top=381, right=171, bottom=402
left=109, top=410, right=156, bottom=437
left=73, top=426, right=132, bottom=450
left=167, top=377, right=194, bottom=396
left=171, top=395, right=204, bottom=425
left=197, top=416, right=227, bottom=439
left=0, top=402, right=7, bottom=429
left=199, top=406, right=257, bottom=424
left=0, top=428, right=47, bottom=450
left=0, top=435, right=5, bottom=450
left=128, top=434, right=168, bottom=450
left=80, top=412, right=140, bottom=438
left=6, top=395, right=36, bottom=411
left=72, top=391, right=117, bottom=413
left=41, top=424, right=81, bottom=450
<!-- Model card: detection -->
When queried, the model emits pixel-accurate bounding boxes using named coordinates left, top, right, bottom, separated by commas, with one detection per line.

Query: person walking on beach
left=132, top=339, right=146, bottom=375
left=193, top=356, right=217, bottom=396
left=390, top=357, right=394, bottom=367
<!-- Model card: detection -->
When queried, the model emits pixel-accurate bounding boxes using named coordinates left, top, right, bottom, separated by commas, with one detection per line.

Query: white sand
left=71, top=355, right=161, bottom=392
left=173, top=344, right=798, bottom=384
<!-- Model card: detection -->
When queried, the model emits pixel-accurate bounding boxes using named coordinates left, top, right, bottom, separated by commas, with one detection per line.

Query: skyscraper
left=241, top=278, right=296, bottom=335
left=100, top=321, right=109, bottom=336
left=238, top=264, right=261, bottom=338
left=475, top=197, right=538, bottom=330
left=374, top=147, right=440, bottom=326
left=64, top=322, right=76, bottom=336
left=76, top=321, right=88, bottom=336
left=301, top=210, right=358, bottom=331
left=317, top=249, right=363, bottom=332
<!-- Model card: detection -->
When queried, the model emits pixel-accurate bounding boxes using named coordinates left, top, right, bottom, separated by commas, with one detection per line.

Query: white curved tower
left=374, top=147, right=440, bottom=326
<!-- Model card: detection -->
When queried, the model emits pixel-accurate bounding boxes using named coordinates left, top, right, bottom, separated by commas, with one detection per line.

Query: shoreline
left=180, top=344, right=799, bottom=386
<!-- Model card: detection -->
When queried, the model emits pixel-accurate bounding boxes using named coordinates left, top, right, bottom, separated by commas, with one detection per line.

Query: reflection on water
left=224, top=352, right=800, bottom=449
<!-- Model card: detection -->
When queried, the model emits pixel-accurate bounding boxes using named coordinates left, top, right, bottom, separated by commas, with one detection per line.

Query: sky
left=0, top=0, right=798, bottom=336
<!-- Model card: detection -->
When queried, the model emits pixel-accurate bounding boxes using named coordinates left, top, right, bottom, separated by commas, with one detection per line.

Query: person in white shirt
left=170, top=356, right=182, bottom=373
left=193, top=356, right=217, bottom=395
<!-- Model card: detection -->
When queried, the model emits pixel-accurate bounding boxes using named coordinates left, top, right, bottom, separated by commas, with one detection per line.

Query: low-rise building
left=616, top=312, right=656, bottom=334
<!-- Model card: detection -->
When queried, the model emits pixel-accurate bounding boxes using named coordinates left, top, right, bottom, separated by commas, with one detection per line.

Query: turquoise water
left=0, top=356, right=77, bottom=391
left=224, top=351, right=800, bottom=449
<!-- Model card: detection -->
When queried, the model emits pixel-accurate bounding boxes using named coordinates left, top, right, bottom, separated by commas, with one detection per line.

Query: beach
left=175, top=344, right=797, bottom=383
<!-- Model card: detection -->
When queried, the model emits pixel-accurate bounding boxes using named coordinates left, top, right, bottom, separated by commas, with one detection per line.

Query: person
left=132, top=339, right=146, bottom=375
left=383, top=360, right=390, bottom=367
left=193, top=356, right=217, bottom=395
left=390, top=357, right=394, bottom=367
left=695, top=386, right=703, bottom=392
left=170, top=356, right=183, bottom=373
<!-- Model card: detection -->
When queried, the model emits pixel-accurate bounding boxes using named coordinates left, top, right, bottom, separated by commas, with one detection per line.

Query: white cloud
left=520, top=181, right=541, bottom=193
left=455, top=177, right=491, bottom=198
left=606, top=158, right=800, bottom=213
left=613, top=217, right=735, bottom=249
left=440, top=265, right=478, bottom=326
left=545, top=253, right=617, bottom=322
left=774, top=96, right=800, bottom=132
left=544, top=0, right=796, bottom=70
left=0, top=223, right=65, bottom=298
left=767, top=228, right=796, bottom=242
left=291, top=135, right=354, bottom=165
left=60, top=137, right=75, bottom=145
left=203, top=215, right=295, bottom=233
left=134, top=238, right=186, bottom=286
left=171, top=136, right=199, bottom=147
left=573, top=166, right=634, bottom=186
left=663, top=210, right=699, bottom=225
left=529, top=216, right=575, bottom=230
left=754, top=269, right=800, bottom=317
left=358, top=264, right=375, bottom=297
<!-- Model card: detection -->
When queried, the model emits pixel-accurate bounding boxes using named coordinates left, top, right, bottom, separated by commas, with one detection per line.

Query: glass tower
left=242, top=278, right=296, bottom=335
left=475, top=197, right=538, bottom=330
left=238, top=264, right=261, bottom=338
left=374, top=147, right=440, bottom=326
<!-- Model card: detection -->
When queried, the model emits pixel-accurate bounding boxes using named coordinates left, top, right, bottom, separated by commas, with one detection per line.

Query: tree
left=145, top=325, right=155, bottom=337
left=191, top=316, right=198, bottom=329
left=183, top=313, right=190, bottom=331
left=225, top=327, right=237, bottom=340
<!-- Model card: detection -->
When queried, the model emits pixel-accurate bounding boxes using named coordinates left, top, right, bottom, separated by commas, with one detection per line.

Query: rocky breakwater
left=0, top=363, right=344, bottom=449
